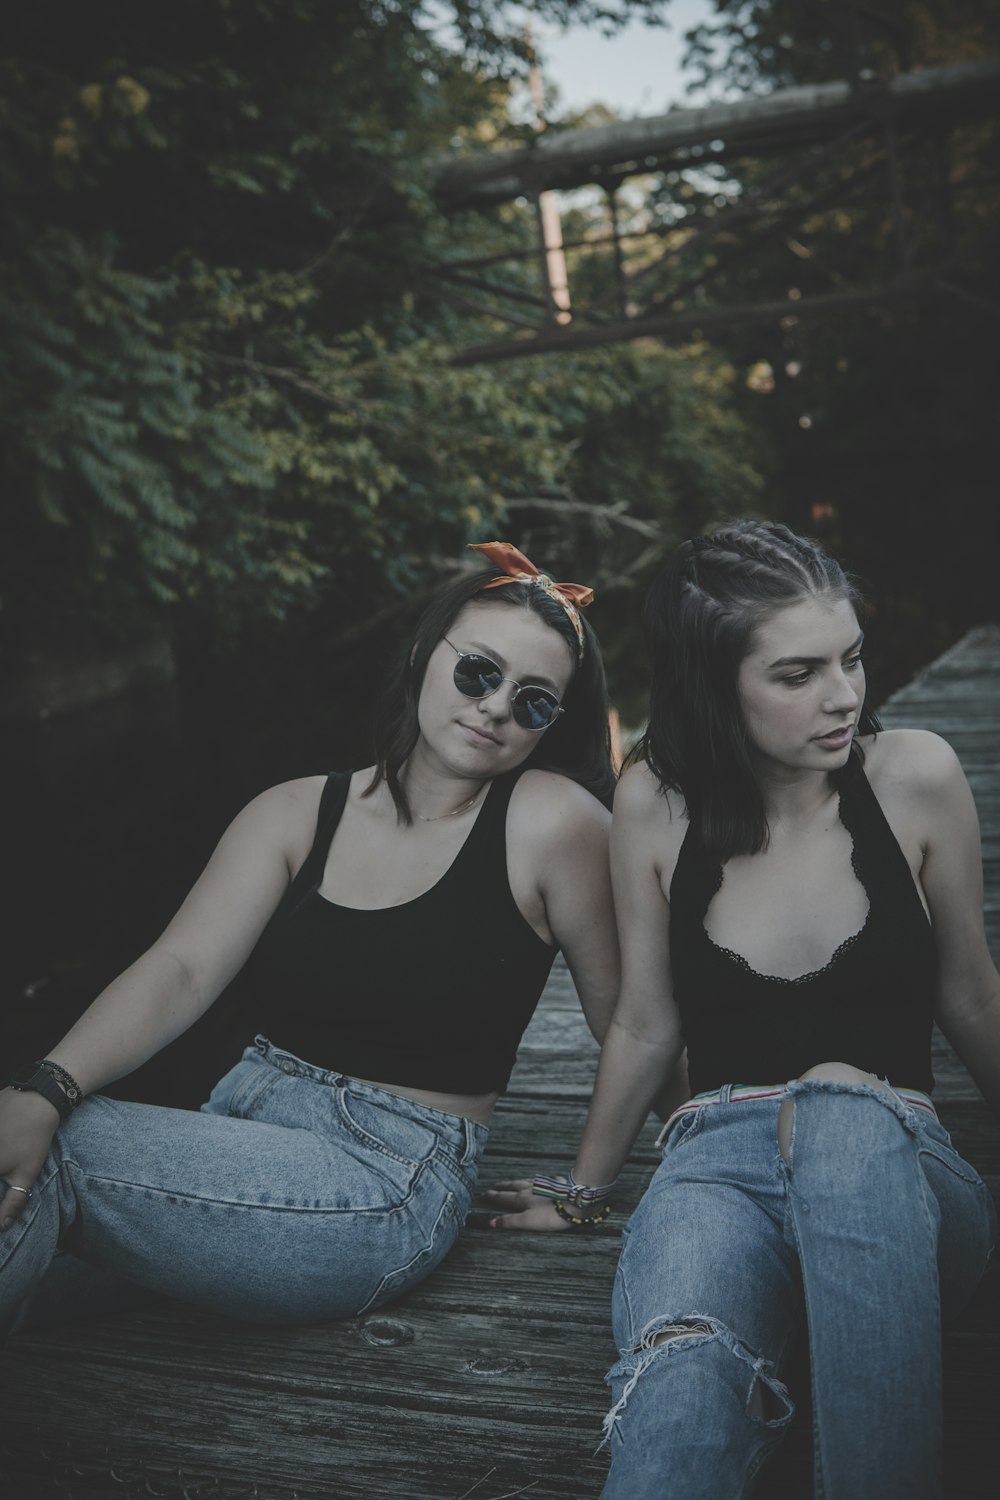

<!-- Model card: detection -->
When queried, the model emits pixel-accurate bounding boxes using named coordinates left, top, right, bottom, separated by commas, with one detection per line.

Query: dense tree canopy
left=1, top=0, right=752, bottom=671
left=2, top=0, right=994, bottom=696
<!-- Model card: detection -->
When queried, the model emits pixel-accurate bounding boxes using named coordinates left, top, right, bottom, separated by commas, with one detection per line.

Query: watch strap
left=37, top=1058, right=84, bottom=1109
left=8, top=1063, right=78, bottom=1121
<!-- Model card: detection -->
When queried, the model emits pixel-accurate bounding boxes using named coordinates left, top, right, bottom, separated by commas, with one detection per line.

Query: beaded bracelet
left=553, top=1198, right=613, bottom=1230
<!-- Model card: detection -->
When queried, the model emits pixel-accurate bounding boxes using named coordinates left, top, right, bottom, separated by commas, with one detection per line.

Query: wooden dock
left=2, top=625, right=998, bottom=1499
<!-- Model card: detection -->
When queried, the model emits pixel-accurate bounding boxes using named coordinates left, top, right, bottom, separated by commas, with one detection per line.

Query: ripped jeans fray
left=601, top=1311, right=792, bottom=1450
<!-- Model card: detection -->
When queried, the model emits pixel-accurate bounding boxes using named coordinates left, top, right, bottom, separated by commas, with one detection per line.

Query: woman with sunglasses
left=488, top=521, right=999, bottom=1500
left=0, top=542, right=624, bottom=1333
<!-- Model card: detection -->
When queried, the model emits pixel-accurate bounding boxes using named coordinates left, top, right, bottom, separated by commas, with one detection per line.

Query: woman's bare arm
left=1, top=779, right=323, bottom=1228
left=569, top=766, right=687, bottom=1186
left=41, top=778, right=323, bottom=1095
left=490, top=764, right=687, bottom=1229
left=515, top=770, right=621, bottom=1044
left=907, top=733, right=1000, bottom=1116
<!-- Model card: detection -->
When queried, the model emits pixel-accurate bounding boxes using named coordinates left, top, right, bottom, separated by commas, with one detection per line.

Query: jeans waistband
left=655, top=1081, right=937, bottom=1148
left=251, top=1036, right=488, bottom=1165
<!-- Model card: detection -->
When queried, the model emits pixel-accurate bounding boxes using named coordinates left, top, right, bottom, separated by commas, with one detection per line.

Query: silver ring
left=4, top=1184, right=31, bottom=1199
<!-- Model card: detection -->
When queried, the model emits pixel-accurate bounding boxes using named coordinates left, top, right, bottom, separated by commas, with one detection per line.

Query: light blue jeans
left=0, top=1037, right=487, bottom=1338
left=600, top=1080, right=996, bottom=1500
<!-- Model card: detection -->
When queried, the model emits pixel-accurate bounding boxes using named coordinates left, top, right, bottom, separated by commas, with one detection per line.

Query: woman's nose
left=478, top=679, right=515, bottom=720
left=824, top=669, right=860, bottom=713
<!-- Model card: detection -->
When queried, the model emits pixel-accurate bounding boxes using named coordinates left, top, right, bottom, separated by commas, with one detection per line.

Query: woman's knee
left=604, top=1316, right=794, bottom=1451
left=641, top=1325, right=780, bottom=1422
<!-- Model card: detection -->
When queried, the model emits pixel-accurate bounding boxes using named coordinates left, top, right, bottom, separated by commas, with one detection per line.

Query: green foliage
left=0, top=228, right=270, bottom=636
left=2, top=0, right=760, bottom=661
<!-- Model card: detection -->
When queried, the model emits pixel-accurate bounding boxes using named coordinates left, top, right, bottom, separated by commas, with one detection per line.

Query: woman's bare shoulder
left=614, top=762, right=690, bottom=878
left=857, top=731, right=970, bottom=861
left=859, top=728, right=961, bottom=796
left=509, top=768, right=610, bottom=845
left=237, top=775, right=330, bottom=867
left=615, top=760, right=687, bottom=821
left=247, top=774, right=329, bottom=818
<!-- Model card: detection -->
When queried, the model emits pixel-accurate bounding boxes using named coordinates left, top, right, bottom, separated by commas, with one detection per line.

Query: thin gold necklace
left=415, top=784, right=487, bottom=822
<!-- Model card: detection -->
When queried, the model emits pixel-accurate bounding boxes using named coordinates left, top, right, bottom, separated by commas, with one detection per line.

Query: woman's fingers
left=482, top=1179, right=536, bottom=1212
left=0, top=1179, right=34, bottom=1231
left=489, top=1200, right=570, bottom=1232
left=0, top=1090, right=60, bottom=1230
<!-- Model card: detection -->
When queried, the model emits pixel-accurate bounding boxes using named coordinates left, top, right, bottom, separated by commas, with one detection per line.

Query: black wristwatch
left=8, top=1061, right=83, bottom=1121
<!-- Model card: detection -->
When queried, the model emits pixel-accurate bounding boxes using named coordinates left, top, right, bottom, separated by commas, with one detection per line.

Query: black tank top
left=239, top=769, right=557, bottom=1092
left=670, top=758, right=936, bottom=1095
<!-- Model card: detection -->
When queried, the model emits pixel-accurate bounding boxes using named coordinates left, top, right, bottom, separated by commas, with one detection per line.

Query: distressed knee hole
left=600, top=1314, right=794, bottom=1449
left=648, top=1320, right=715, bottom=1347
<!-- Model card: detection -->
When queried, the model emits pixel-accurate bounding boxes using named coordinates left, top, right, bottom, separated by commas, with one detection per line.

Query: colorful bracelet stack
left=531, top=1170, right=615, bottom=1230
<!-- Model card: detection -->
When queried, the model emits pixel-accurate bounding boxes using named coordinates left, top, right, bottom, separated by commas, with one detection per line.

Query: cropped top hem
left=234, top=767, right=558, bottom=1093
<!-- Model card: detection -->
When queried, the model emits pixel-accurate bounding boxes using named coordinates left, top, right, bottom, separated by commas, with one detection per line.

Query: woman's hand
left=0, top=1087, right=60, bottom=1231
left=482, top=1177, right=571, bottom=1232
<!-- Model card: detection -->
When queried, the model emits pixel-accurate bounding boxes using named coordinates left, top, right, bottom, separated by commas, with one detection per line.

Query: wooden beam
left=585, top=119, right=872, bottom=317
left=433, top=60, right=1000, bottom=209
left=449, top=276, right=933, bottom=367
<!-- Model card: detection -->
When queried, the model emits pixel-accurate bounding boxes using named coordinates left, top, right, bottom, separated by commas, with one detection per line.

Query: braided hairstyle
left=632, top=519, right=880, bottom=861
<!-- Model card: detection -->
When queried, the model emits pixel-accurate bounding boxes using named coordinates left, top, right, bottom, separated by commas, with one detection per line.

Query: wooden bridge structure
left=422, top=54, right=1000, bottom=368
left=1, top=623, right=998, bottom=1498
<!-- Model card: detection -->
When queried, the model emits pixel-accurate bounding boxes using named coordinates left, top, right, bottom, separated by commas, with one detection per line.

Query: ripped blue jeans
left=601, top=1080, right=996, bottom=1500
left=1, top=1037, right=487, bottom=1337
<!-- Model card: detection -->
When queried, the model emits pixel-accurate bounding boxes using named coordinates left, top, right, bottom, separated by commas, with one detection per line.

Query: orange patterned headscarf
left=468, top=541, right=594, bottom=651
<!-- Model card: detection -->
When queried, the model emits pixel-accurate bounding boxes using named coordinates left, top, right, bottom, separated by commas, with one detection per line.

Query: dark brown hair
left=631, top=519, right=880, bottom=861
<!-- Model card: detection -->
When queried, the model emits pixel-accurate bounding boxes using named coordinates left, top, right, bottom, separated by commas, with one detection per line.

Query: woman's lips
left=813, top=725, right=854, bottom=749
left=460, top=721, right=500, bottom=746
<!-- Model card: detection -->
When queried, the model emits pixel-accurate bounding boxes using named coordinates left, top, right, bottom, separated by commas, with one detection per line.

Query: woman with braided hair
left=488, top=520, right=999, bottom=1499
left=0, top=542, right=626, bottom=1334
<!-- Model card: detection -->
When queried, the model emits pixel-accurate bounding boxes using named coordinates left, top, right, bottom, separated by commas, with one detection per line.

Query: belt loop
left=720, top=1083, right=733, bottom=1103
left=460, top=1119, right=480, bottom=1165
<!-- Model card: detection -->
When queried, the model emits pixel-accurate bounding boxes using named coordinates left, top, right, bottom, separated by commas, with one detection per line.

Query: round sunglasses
left=442, top=638, right=564, bottom=732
